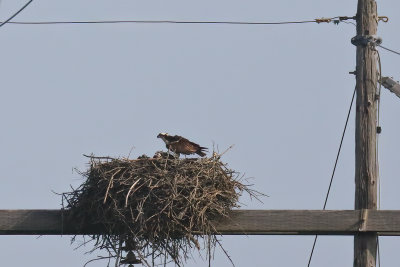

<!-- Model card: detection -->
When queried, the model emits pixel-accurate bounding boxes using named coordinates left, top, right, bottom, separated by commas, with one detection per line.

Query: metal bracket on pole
left=351, top=35, right=382, bottom=48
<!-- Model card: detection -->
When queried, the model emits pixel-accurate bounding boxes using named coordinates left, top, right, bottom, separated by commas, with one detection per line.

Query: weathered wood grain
left=354, top=0, right=379, bottom=266
left=1, top=209, right=400, bottom=236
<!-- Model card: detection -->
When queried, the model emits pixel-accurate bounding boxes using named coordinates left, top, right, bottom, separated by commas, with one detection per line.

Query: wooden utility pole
left=354, top=0, right=378, bottom=266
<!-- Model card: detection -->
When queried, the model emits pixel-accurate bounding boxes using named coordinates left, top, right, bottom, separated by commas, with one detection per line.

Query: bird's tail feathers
left=196, top=147, right=208, bottom=157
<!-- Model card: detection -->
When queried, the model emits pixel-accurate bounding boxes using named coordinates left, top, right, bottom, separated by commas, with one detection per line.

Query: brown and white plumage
left=157, top=133, right=208, bottom=157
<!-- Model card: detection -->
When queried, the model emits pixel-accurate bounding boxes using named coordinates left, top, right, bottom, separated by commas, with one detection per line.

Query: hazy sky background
left=0, top=0, right=399, bottom=266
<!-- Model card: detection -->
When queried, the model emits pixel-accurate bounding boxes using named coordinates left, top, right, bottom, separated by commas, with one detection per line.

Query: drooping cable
left=307, top=86, right=357, bottom=267
left=0, top=16, right=354, bottom=26
left=0, top=0, right=33, bottom=28
left=0, top=19, right=318, bottom=25
left=376, top=49, right=382, bottom=267
left=378, top=44, right=400, bottom=56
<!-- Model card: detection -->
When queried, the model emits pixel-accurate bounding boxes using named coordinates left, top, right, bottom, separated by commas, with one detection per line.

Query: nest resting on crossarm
left=64, top=153, right=257, bottom=266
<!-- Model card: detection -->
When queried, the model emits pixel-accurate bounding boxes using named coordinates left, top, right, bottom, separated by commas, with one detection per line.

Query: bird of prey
left=157, top=133, right=208, bottom=157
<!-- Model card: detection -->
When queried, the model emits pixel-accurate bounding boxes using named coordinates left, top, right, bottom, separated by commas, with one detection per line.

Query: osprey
left=157, top=133, right=208, bottom=157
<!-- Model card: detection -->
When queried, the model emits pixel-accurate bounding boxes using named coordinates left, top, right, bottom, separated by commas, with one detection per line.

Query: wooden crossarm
left=1, top=209, right=400, bottom=236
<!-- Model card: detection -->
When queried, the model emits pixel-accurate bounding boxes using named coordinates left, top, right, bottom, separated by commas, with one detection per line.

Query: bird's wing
left=169, top=135, right=183, bottom=144
left=183, top=140, right=201, bottom=153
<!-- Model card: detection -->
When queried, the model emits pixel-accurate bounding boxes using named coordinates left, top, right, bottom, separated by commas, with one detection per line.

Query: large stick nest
left=63, top=152, right=257, bottom=266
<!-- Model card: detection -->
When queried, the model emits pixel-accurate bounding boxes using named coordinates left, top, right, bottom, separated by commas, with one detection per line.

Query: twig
left=127, top=146, right=136, bottom=159
left=220, top=145, right=235, bottom=157
left=216, top=239, right=235, bottom=267
left=83, top=256, right=114, bottom=267
left=83, top=154, right=116, bottom=160
left=103, top=169, right=121, bottom=203
left=125, top=178, right=142, bottom=207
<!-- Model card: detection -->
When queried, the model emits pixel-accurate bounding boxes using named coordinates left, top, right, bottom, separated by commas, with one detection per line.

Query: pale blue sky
left=0, top=0, right=399, bottom=266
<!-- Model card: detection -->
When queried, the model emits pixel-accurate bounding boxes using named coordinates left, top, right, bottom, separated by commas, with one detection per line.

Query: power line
left=0, top=16, right=353, bottom=26
left=307, top=86, right=356, bottom=267
left=376, top=49, right=382, bottom=267
left=1, top=20, right=316, bottom=25
left=0, top=0, right=33, bottom=28
left=378, top=44, right=400, bottom=56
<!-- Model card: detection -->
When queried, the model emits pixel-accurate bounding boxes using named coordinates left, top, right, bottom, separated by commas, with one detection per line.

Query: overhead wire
left=376, top=50, right=382, bottom=211
left=378, top=44, right=400, bottom=56
left=0, top=0, right=33, bottom=28
left=307, top=86, right=357, bottom=267
left=1, top=19, right=318, bottom=25
left=376, top=48, right=382, bottom=267
left=0, top=16, right=353, bottom=26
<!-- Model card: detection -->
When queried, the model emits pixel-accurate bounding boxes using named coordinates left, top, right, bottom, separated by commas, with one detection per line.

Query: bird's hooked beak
left=157, top=133, right=168, bottom=138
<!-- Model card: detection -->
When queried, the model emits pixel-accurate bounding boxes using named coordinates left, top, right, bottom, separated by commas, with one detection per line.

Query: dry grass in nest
left=63, top=151, right=260, bottom=267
